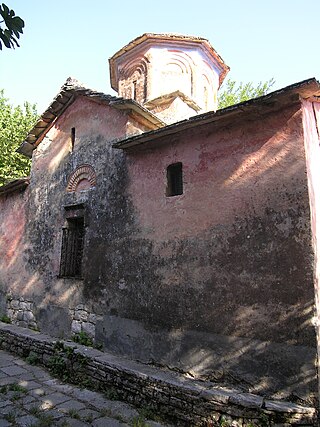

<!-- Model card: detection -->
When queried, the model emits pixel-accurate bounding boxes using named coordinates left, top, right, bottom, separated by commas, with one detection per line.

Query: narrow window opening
left=59, top=217, right=84, bottom=278
left=133, top=80, right=137, bottom=100
left=71, top=127, right=76, bottom=151
left=166, top=162, right=183, bottom=197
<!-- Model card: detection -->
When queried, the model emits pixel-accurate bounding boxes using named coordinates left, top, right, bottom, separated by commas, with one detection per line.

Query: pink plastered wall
left=126, top=104, right=306, bottom=241
left=302, top=99, right=320, bottom=393
left=0, top=189, right=30, bottom=294
left=32, top=96, right=128, bottom=176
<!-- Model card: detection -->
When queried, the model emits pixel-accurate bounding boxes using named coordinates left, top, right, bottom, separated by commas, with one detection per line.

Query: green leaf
left=0, top=89, right=38, bottom=185
left=218, top=78, right=275, bottom=109
left=0, top=3, right=24, bottom=50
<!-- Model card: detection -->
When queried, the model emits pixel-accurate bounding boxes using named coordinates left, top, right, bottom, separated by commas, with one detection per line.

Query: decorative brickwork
left=66, top=164, right=96, bottom=192
left=109, top=34, right=229, bottom=123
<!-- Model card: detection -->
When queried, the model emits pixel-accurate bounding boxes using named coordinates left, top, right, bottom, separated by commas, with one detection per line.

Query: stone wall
left=70, top=304, right=98, bottom=339
left=0, top=91, right=317, bottom=408
left=6, top=296, right=38, bottom=330
left=0, top=323, right=316, bottom=426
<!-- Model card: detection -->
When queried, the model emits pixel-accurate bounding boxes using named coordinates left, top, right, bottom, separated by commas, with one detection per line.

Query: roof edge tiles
left=17, top=77, right=164, bottom=158
left=0, top=178, right=29, bottom=197
left=112, top=78, right=320, bottom=150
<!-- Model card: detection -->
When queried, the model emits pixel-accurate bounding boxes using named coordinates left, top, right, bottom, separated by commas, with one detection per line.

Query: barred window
left=166, top=162, right=183, bottom=196
left=59, top=217, right=85, bottom=278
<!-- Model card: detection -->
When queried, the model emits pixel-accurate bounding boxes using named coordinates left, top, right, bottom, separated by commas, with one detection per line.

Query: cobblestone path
left=0, top=349, right=171, bottom=427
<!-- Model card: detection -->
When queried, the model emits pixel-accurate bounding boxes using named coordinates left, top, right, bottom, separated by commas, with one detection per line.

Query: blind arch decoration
left=66, top=164, right=96, bottom=192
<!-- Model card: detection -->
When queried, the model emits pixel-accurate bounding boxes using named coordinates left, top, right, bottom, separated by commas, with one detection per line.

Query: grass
left=0, top=382, right=27, bottom=395
left=29, top=414, right=55, bottom=427
left=67, top=408, right=81, bottom=419
left=29, top=405, right=42, bottom=416
left=4, top=410, right=16, bottom=422
left=131, top=416, right=149, bottom=427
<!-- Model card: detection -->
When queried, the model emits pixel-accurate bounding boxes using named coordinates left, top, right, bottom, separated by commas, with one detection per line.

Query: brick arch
left=120, top=55, right=149, bottom=79
left=66, top=164, right=96, bottom=193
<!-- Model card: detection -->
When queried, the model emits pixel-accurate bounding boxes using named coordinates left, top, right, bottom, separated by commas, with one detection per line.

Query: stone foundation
left=6, top=296, right=38, bottom=330
left=0, top=322, right=316, bottom=426
left=70, top=304, right=98, bottom=339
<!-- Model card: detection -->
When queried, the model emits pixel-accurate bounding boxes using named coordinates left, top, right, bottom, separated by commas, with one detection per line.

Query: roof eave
left=18, top=78, right=164, bottom=158
left=112, top=78, right=320, bottom=150
left=0, top=178, right=29, bottom=196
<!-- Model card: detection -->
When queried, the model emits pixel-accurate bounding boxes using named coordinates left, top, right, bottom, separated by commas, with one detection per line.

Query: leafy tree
left=218, top=78, right=275, bottom=109
left=0, top=3, right=24, bottom=50
left=0, top=90, right=38, bottom=186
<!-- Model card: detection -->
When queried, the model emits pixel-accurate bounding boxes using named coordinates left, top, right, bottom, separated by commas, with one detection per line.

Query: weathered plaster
left=302, top=99, right=320, bottom=407
left=0, top=94, right=317, bottom=404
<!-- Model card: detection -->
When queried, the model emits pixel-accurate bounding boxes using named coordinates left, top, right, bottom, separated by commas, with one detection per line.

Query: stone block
left=19, top=302, right=28, bottom=310
left=74, top=310, right=89, bottom=322
left=28, top=321, right=38, bottom=330
left=11, top=300, right=19, bottom=310
left=16, top=311, right=24, bottom=321
left=71, top=320, right=82, bottom=334
left=88, top=313, right=97, bottom=323
left=36, top=305, right=72, bottom=339
left=82, top=321, right=95, bottom=337
left=264, top=400, right=315, bottom=414
left=23, top=311, right=35, bottom=322
left=6, top=309, right=14, bottom=319
left=25, top=302, right=33, bottom=311
left=229, top=392, right=263, bottom=409
left=17, top=321, right=27, bottom=328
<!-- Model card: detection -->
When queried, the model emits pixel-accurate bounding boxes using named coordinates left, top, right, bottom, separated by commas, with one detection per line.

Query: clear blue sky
left=1, top=0, right=319, bottom=113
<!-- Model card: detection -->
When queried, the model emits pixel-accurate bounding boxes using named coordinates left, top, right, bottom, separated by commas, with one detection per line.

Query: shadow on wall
left=0, top=104, right=317, bottom=406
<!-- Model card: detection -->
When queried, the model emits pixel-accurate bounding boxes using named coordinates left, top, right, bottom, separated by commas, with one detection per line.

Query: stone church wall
left=0, top=99, right=317, bottom=405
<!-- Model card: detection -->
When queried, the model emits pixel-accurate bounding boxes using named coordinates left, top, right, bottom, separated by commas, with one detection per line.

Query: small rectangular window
left=166, top=162, right=183, bottom=196
left=59, top=217, right=84, bottom=278
left=71, top=127, right=76, bottom=151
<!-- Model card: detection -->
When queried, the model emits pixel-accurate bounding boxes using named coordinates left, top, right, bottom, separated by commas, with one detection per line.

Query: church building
left=1, top=33, right=320, bottom=421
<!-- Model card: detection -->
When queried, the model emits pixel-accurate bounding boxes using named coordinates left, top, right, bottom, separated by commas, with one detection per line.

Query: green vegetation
left=67, top=408, right=81, bottom=419
left=26, top=350, right=39, bottom=365
left=103, top=386, right=120, bottom=401
left=218, top=78, right=275, bottom=109
left=0, top=382, right=27, bottom=394
left=72, top=330, right=94, bottom=347
left=132, top=416, right=149, bottom=427
left=0, top=3, right=24, bottom=50
left=29, top=413, right=55, bottom=427
left=0, top=314, right=11, bottom=323
left=4, top=410, right=16, bottom=422
left=0, top=90, right=38, bottom=186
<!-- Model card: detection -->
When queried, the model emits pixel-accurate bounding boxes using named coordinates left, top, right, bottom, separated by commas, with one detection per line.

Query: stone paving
left=0, top=349, right=170, bottom=427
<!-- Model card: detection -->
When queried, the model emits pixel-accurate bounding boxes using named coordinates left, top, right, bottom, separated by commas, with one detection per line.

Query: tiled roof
left=17, top=77, right=164, bottom=158
left=113, top=78, right=320, bottom=150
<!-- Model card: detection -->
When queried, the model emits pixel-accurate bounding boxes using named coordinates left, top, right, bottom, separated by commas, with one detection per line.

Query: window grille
left=166, top=162, right=183, bottom=196
left=59, top=217, right=84, bottom=278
